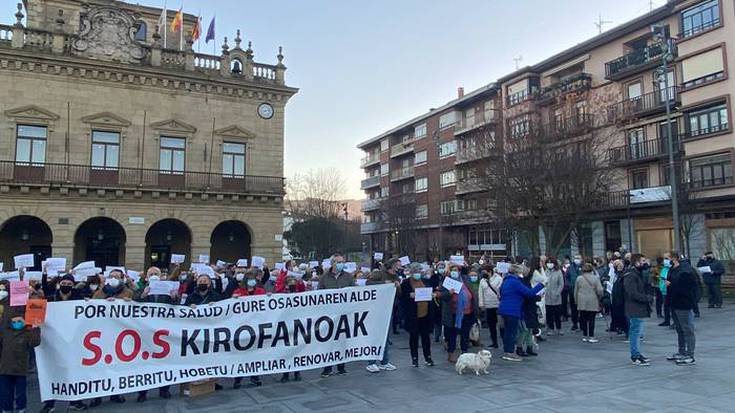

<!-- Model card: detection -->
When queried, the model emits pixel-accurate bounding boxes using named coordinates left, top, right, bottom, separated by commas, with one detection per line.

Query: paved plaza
left=26, top=303, right=735, bottom=413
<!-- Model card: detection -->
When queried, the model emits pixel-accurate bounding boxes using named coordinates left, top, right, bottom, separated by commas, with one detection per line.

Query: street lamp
left=432, top=129, right=445, bottom=260
left=652, top=24, right=681, bottom=251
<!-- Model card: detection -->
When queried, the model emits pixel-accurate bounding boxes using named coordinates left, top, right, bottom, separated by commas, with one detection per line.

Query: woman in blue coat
left=499, top=264, right=544, bottom=362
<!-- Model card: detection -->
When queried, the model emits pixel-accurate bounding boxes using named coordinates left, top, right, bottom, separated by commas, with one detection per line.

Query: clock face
left=258, top=103, right=274, bottom=119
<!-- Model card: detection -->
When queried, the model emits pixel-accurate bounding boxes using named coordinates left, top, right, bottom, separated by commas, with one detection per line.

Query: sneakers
left=366, top=364, right=380, bottom=373
left=502, top=353, right=522, bottom=362
left=588, top=337, right=599, bottom=343
left=676, top=357, right=696, bottom=366
left=546, top=330, right=556, bottom=336
left=667, top=353, right=684, bottom=361
left=658, top=321, right=670, bottom=326
left=378, top=362, right=397, bottom=371
left=631, top=356, right=651, bottom=366
left=425, top=357, right=435, bottom=367
left=320, top=369, right=332, bottom=378
left=582, top=337, right=589, bottom=342
left=412, top=358, right=419, bottom=368
left=336, top=367, right=347, bottom=375
left=39, top=405, right=55, bottom=413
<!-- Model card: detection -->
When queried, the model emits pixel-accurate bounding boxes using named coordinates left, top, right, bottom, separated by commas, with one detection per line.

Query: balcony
left=607, top=87, right=679, bottom=123
left=360, top=221, right=384, bottom=234
left=541, top=114, right=594, bottom=142
left=456, top=144, right=496, bottom=164
left=360, top=175, right=381, bottom=189
left=360, top=154, right=380, bottom=168
left=390, top=141, right=415, bottom=158
left=608, top=139, right=670, bottom=166
left=605, top=42, right=672, bottom=81
left=454, top=110, right=499, bottom=136
left=0, top=160, right=284, bottom=195
left=390, top=167, right=415, bottom=182
left=682, top=123, right=730, bottom=141
left=456, top=177, right=484, bottom=195
left=361, top=197, right=384, bottom=212
left=535, top=73, right=592, bottom=106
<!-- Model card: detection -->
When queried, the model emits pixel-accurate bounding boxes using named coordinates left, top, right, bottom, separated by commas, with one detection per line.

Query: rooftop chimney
left=457, top=87, right=465, bottom=98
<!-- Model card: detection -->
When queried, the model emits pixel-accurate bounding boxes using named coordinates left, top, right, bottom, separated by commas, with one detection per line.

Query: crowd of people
left=0, top=248, right=725, bottom=413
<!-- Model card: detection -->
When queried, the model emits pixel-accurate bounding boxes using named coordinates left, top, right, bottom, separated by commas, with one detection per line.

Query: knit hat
left=60, top=274, right=76, bottom=284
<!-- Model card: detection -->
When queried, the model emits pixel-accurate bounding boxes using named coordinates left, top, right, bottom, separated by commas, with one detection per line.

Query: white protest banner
left=373, top=252, right=384, bottom=261
left=251, top=256, right=265, bottom=269
left=36, top=284, right=395, bottom=401
left=171, top=254, right=186, bottom=264
left=496, top=262, right=510, bottom=274
left=148, top=280, right=179, bottom=296
left=46, top=258, right=67, bottom=274
left=414, top=287, right=433, bottom=302
left=442, top=277, right=463, bottom=292
left=14, top=254, right=35, bottom=269
left=198, top=255, right=210, bottom=264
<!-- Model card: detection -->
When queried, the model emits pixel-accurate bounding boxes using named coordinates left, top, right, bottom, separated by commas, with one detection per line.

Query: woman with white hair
left=400, top=263, right=436, bottom=367
left=498, top=264, right=544, bottom=362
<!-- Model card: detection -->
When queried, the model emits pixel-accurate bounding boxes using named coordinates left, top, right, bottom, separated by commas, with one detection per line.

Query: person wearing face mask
left=273, top=270, right=306, bottom=383
left=0, top=307, right=41, bottom=413
left=610, top=259, right=629, bottom=338
left=431, top=262, right=447, bottom=343
left=696, top=251, right=724, bottom=309
left=92, top=270, right=134, bottom=301
left=623, top=254, right=653, bottom=366
left=478, top=265, right=502, bottom=348
left=565, top=255, right=582, bottom=332
left=575, top=263, right=604, bottom=343
left=319, top=254, right=355, bottom=377
left=498, top=264, right=544, bottom=362
left=230, top=270, right=266, bottom=388
left=438, top=263, right=477, bottom=363
left=544, top=257, right=564, bottom=336
left=657, top=253, right=673, bottom=326
left=184, top=274, right=223, bottom=306
left=399, top=263, right=436, bottom=367
left=365, top=258, right=400, bottom=373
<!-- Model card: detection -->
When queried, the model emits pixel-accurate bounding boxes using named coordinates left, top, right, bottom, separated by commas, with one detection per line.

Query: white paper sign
left=0, top=271, right=20, bottom=281
left=360, top=267, right=371, bottom=274
left=127, top=270, right=140, bottom=282
left=450, top=255, right=466, bottom=266
left=216, top=260, right=226, bottom=267
left=344, top=262, right=357, bottom=273
left=309, top=261, right=319, bottom=268
left=442, top=277, right=464, bottom=292
left=275, top=262, right=285, bottom=270
left=13, top=254, right=35, bottom=269
left=251, top=256, right=265, bottom=269
left=373, top=252, right=384, bottom=260
left=414, top=287, right=433, bottom=302
left=496, top=262, right=511, bottom=274
left=148, top=280, right=179, bottom=296
left=171, top=254, right=186, bottom=264
left=105, top=266, right=126, bottom=274
left=399, top=256, right=411, bottom=266
left=45, top=258, right=67, bottom=274
left=75, top=267, right=101, bottom=278
left=74, top=261, right=95, bottom=271
left=698, top=266, right=712, bottom=274
left=198, top=255, right=210, bottom=264
left=25, top=271, right=43, bottom=281
left=236, top=259, right=249, bottom=267
left=321, top=259, right=332, bottom=270
left=190, top=263, right=208, bottom=274
left=356, top=278, right=368, bottom=286
left=286, top=271, right=304, bottom=280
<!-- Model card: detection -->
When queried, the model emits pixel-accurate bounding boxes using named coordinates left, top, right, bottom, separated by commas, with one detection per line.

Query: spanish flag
left=191, top=16, right=201, bottom=41
left=170, top=8, right=183, bottom=32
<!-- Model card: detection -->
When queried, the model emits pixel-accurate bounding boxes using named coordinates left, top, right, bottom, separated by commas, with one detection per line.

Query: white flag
left=157, top=4, right=167, bottom=48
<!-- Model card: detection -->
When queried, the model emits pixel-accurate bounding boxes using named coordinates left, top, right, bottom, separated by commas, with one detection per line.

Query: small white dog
left=455, top=350, right=492, bottom=375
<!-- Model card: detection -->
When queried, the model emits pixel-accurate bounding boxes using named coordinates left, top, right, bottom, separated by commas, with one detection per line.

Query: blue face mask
left=412, top=274, right=422, bottom=281
left=422, top=274, right=431, bottom=279
left=11, top=320, right=25, bottom=331
left=335, top=263, right=345, bottom=272
left=663, top=259, right=671, bottom=268
left=450, top=271, right=460, bottom=279
left=247, top=279, right=257, bottom=288
left=469, top=275, right=478, bottom=282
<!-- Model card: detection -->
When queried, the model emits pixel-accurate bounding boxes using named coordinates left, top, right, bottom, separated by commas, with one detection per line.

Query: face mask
left=107, top=278, right=120, bottom=288
left=412, top=274, right=422, bottom=281
left=247, top=279, right=257, bottom=288
left=89, top=284, right=99, bottom=292
left=422, top=274, right=431, bottom=279
left=236, top=274, right=245, bottom=281
left=179, top=274, right=187, bottom=281
left=0, top=291, right=7, bottom=300
left=148, top=276, right=160, bottom=282
left=60, top=285, right=73, bottom=294
left=546, top=263, right=554, bottom=270
left=197, top=284, right=209, bottom=292
left=573, top=259, right=581, bottom=265
left=663, top=259, right=671, bottom=267
left=450, top=271, right=460, bottom=279
left=469, top=275, right=478, bottom=282
left=335, top=263, right=345, bottom=272
left=11, top=320, right=25, bottom=331
left=437, top=267, right=445, bottom=274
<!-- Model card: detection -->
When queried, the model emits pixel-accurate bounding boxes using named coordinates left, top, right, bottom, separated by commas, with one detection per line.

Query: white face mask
left=573, top=259, right=581, bottom=265
left=236, top=273, right=245, bottom=281
left=148, top=276, right=160, bottom=282
left=107, top=278, right=121, bottom=288
left=0, top=290, right=7, bottom=300
left=89, top=284, right=99, bottom=292
left=546, top=263, right=554, bottom=270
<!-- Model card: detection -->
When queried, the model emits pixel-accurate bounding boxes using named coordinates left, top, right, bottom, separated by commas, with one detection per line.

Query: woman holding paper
left=400, top=263, right=436, bottom=367
left=498, top=264, right=544, bottom=362
left=478, top=265, right=502, bottom=348
left=439, top=263, right=477, bottom=363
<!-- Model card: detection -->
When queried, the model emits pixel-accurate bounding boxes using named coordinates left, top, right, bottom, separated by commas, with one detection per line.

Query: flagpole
left=162, top=1, right=167, bottom=49
left=197, top=10, right=201, bottom=53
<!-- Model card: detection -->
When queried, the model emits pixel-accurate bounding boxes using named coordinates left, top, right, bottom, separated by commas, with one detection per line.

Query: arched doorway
left=145, top=219, right=192, bottom=269
left=210, top=220, right=252, bottom=264
left=73, top=217, right=126, bottom=269
left=0, top=215, right=52, bottom=271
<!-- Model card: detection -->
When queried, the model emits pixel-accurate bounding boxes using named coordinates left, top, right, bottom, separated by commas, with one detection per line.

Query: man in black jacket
left=667, top=252, right=697, bottom=366
left=696, top=252, right=724, bottom=309
left=623, top=254, right=652, bottom=366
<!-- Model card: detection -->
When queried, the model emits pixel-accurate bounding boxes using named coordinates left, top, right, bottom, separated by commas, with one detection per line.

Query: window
left=438, top=141, right=457, bottom=158
left=380, top=163, right=389, bottom=176
left=223, top=142, right=246, bottom=177
left=439, top=111, right=458, bottom=130
left=91, top=131, right=120, bottom=169
left=687, top=103, right=729, bottom=138
left=655, top=70, right=676, bottom=102
left=627, top=128, right=645, bottom=159
left=484, top=100, right=496, bottom=121
left=440, top=170, right=456, bottom=187
left=134, top=21, right=147, bottom=42
left=575, top=101, right=587, bottom=123
left=509, top=115, right=530, bottom=139
left=681, top=0, right=720, bottom=38
left=440, top=200, right=456, bottom=215
left=159, top=137, right=186, bottom=174
left=464, top=107, right=476, bottom=128
left=380, top=186, right=389, bottom=198
left=414, top=150, right=427, bottom=165
left=627, top=82, right=642, bottom=99
left=659, top=119, right=678, bottom=143
left=689, top=153, right=733, bottom=188
left=681, top=48, right=724, bottom=88
left=507, top=79, right=530, bottom=106
left=415, top=177, right=428, bottom=193
left=631, top=169, right=649, bottom=189
left=15, top=125, right=47, bottom=165
left=416, top=204, right=428, bottom=220
left=414, top=123, right=427, bottom=139
left=380, top=139, right=389, bottom=152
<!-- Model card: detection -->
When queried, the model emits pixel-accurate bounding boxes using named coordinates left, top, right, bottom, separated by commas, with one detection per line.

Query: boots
left=526, top=346, right=538, bottom=356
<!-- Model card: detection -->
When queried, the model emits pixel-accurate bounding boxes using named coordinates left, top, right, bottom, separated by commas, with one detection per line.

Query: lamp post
left=432, top=129, right=444, bottom=260
left=652, top=24, right=681, bottom=251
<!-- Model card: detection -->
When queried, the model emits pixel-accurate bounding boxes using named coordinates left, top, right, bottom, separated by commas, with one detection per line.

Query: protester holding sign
left=318, top=253, right=354, bottom=378
left=478, top=265, right=502, bottom=349
left=92, top=269, right=133, bottom=302
left=438, top=263, right=477, bottom=363
left=184, top=274, right=223, bottom=306
left=365, top=258, right=401, bottom=373
left=498, top=264, right=544, bottom=362
left=399, top=263, right=435, bottom=368
left=0, top=306, right=41, bottom=413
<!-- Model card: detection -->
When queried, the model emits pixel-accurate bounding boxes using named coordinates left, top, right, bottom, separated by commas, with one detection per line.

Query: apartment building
left=0, top=0, right=297, bottom=270
left=359, top=0, right=735, bottom=263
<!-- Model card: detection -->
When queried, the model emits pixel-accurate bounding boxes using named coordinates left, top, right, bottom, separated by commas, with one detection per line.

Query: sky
left=11, top=0, right=668, bottom=198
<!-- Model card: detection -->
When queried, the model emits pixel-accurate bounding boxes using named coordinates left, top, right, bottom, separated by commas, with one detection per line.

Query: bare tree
left=286, top=167, right=347, bottom=220
left=380, top=194, right=418, bottom=257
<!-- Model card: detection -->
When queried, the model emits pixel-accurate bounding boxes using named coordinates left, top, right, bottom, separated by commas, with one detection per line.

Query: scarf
left=410, top=278, right=428, bottom=318
left=455, top=284, right=467, bottom=328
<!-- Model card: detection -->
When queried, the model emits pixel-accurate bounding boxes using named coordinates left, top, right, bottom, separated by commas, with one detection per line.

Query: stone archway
left=210, top=220, right=252, bottom=264
left=145, top=219, right=192, bottom=269
left=73, top=217, right=126, bottom=268
left=0, top=215, right=53, bottom=271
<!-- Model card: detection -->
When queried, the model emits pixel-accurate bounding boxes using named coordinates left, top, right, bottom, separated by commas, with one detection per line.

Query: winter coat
left=478, top=275, right=501, bottom=309
left=574, top=272, right=603, bottom=312
left=92, top=285, right=134, bottom=300
left=0, top=312, right=41, bottom=376
left=544, top=270, right=564, bottom=306
left=399, top=279, right=434, bottom=333
left=184, top=288, right=223, bottom=305
left=319, top=271, right=355, bottom=290
left=498, top=274, right=544, bottom=318
left=232, top=287, right=266, bottom=297
left=439, top=277, right=477, bottom=327
left=274, top=273, right=306, bottom=293
left=520, top=277, right=541, bottom=328
left=668, top=262, right=699, bottom=311
left=623, top=267, right=651, bottom=318
left=567, top=264, right=581, bottom=289
left=367, top=269, right=401, bottom=299
left=696, top=257, right=725, bottom=284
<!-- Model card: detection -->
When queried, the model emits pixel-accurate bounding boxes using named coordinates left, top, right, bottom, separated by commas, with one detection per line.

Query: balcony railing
left=607, top=87, right=679, bottom=123
left=535, top=73, right=592, bottom=105
left=455, top=110, right=499, bottom=135
left=390, top=142, right=415, bottom=158
left=541, top=114, right=594, bottom=142
left=360, top=175, right=381, bottom=189
left=360, top=154, right=380, bottom=168
left=456, top=144, right=496, bottom=164
left=609, top=139, right=670, bottom=165
left=0, top=160, right=284, bottom=194
left=682, top=123, right=730, bottom=140
left=360, top=221, right=384, bottom=233
left=605, top=42, right=672, bottom=80
left=456, top=177, right=484, bottom=195
left=361, top=197, right=384, bottom=211
left=390, top=167, right=415, bottom=182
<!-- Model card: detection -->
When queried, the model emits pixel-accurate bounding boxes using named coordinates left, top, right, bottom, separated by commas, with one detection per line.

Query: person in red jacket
left=232, top=269, right=266, bottom=388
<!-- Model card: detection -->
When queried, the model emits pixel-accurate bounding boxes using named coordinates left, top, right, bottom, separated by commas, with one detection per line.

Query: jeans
left=501, top=315, right=520, bottom=353
left=409, top=316, right=433, bottom=360
left=485, top=308, right=499, bottom=346
left=369, top=330, right=390, bottom=365
left=0, top=375, right=27, bottom=412
left=706, top=282, right=722, bottom=307
left=545, top=304, right=562, bottom=330
left=446, top=314, right=474, bottom=353
left=628, top=317, right=644, bottom=359
left=672, top=309, right=696, bottom=357
left=434, top=324, right=443, bottom=342
left=579, top=310, right=597, bottom=337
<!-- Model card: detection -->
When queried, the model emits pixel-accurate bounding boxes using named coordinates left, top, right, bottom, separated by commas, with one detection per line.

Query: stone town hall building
left=0, top=0, right=298, bottom=271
